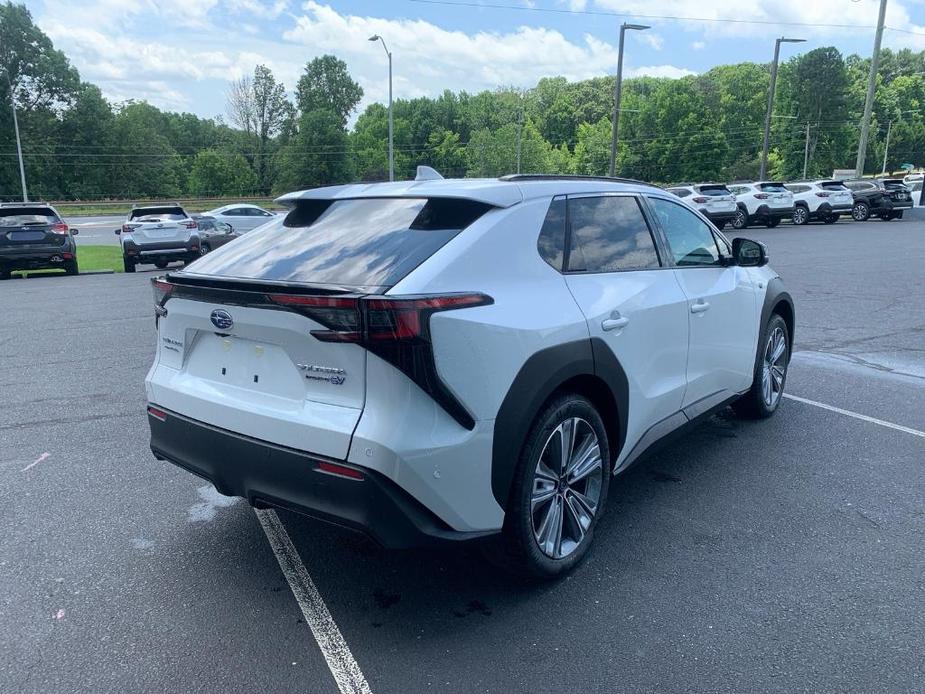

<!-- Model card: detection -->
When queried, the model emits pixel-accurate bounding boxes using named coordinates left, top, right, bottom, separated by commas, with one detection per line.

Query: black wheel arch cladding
left=490, top=337, right=629, bottom=510
left=758, top=277, right=795, bottom=367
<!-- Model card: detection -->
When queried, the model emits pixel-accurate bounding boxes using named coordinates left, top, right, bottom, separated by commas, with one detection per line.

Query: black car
left=190, top=215, right=240, bottom=255
left=844, top=179, right=913, bottom=221
left=0, top=202, right=78, bottom=279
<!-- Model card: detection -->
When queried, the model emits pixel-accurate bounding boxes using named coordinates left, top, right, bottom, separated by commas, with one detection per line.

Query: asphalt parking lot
left=1, top=217, right=923, bottom=693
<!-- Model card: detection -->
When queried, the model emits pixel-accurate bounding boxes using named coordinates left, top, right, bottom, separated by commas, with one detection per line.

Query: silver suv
left=116, top=204, right=200, bottom=273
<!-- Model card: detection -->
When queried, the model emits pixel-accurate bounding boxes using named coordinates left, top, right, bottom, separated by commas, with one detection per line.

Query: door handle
left=690, top=300, right=711, bottom=314
left=602, top=316, right=629, bottom=331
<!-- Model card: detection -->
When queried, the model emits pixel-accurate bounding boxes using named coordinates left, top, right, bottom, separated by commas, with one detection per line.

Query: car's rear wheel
left=823, top=214, right=839, bottom=224
left=498, top=394, right=610, bottom=579
left=733, top=313, right=790, bottom=419
left=199, top=243, right=211, bottom=256
left=0, top=266, right=10, bottom=280
left=765, top=217, right=780, bottom=228
left=731, top=208, right=748, bottom=230
left=852, top=201, right=870, bottom=221
left=123, top=258, right=136, bottom=273
left=65, top=260, right=79, bottom=276
left=792, top=206, right=809, bottom=225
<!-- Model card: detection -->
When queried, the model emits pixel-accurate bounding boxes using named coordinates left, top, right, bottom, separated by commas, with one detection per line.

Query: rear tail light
left=152, top=278, right=173, bottom=317
left=753, top=193, right=770, bottom=200
left=147, top=405, right=168, bottom=422
left=692, top=197, right=709, bottom=204
left=184, top=220, right=197, bottom=229
left=815, top=192, right=831, bottom=198
left=122, top=223, right=140, bottom=233
left=268, top=291, right=493, bottom=429
left=51, top=222, right=69, bottom=234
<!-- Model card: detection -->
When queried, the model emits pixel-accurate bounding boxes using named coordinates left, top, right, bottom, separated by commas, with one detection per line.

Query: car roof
left=277, top=175, right=663, bottom=209
left=211, top=203, right=265, bottom=212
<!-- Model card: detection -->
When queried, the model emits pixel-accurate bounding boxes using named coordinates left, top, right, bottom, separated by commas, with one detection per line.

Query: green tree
left=188, top=149, right=258, bottom=196
left=295, top=55, right=363, bottom=126
left=274, top=108, right=352, bottom=193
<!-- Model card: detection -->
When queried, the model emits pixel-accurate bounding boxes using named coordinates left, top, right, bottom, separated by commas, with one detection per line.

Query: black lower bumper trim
left=148, top=406, right=495, bottom=548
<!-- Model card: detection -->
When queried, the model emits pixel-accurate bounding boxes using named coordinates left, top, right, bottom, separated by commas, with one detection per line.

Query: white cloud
left=691, top=40, right=706, bottom=50
left=637, top=33, right=664, bottom=50
left=628, top=65, right=697, bottom=79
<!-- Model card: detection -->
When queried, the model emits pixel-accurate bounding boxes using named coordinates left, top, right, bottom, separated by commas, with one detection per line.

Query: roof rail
left=499, top=173, right=658, bottom=188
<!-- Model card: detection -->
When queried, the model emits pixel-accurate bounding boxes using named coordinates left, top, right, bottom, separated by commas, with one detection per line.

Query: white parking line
left=783, top=394, right=925, bottom=439
left=21, top=452, right=50, bottom=472
left=255, top=508, right=373, bottom=694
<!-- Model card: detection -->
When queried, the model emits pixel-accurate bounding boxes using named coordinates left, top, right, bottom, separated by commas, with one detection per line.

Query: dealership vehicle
left=726, top=182, right=795, bottom=229
left=0, top=202, right=78, bottom=279
left=665, top=183, right=738, bottom=228
left=191, top=215, right=240, bottom=255
left=203, top=203, right=279, bottom=233
left=145, top=173, right=794, bottom=577
left=116, top=204, right=200, bottom=272
left=909, top=181, right=923, bottom=207
left=785, top=180, right=854, bottom=225
left=844, top=179, right=913, bottom=221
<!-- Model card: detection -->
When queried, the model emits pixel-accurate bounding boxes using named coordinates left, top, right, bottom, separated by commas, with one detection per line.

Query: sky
left=24, top=0, right=925, bottom=125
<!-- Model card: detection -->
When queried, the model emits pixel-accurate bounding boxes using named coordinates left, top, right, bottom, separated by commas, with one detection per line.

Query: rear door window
left=565, top=195, right=660, bottom=273
left=186, top=197, right=492, bottom=290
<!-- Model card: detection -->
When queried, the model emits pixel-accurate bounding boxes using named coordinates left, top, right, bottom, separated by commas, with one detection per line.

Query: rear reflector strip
left=147, top=405, right=168, bottom=422
left=316, top=461, right=365, bottom=481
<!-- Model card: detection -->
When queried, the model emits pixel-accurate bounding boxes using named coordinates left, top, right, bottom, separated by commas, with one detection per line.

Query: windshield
left=183, top=197, right=492, bottom=290
left=0, top=208, right=59, bottom=226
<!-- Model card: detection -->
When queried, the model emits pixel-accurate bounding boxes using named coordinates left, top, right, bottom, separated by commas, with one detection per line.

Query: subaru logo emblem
left=210, top=309, right=234, bottom=330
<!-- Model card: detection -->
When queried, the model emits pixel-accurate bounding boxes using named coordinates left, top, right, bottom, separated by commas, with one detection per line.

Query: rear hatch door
left=0, top=208, right=67, bottom=252
left=127, top=207, right=191, bottom=246
left=695, top=184, right=736, bottom=212
left=757, top=182, right=793, bottom=208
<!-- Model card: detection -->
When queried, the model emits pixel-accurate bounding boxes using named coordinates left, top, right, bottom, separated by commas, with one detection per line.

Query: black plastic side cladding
left=758, top=277, right=795, bottom=366
left=490, top=337, right=629, bottom=510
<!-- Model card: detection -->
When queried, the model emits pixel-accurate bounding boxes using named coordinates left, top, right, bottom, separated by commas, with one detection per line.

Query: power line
left=406, top=0, right=870, bottom=30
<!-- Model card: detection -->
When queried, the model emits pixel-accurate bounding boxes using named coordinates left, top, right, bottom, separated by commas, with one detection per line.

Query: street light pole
left=856, top=0, right=888, bottom=177
left=803, top=122, right=812, bottom=180
left=760, top=37, right=805, bottom=181
left=3, top=70, right=28, bottom=202
left=609, top=22, right=649, bottom=177
left=368, top=35, right=393, bottom=182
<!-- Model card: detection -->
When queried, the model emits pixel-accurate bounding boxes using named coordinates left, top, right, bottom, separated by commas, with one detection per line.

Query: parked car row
left=668, top=176, right=918, bottom=229
left=115, top=202, right=279, bottom=273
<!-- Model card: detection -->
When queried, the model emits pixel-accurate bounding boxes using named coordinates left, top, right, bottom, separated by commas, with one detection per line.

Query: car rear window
left=130, top=206, right=187, bottom=221
left=882, top=179, right=906, bottom=190
left=184, top=197, right=492, bottom=289
left=667, top=188, right=691, bottom=198
left=695, top=185, right=731, bottom=196
left=0, top=208, right=59, bottom=226
left=820, top=181, right=848, bottom=191
left=757, top=183, right=788, bottom=193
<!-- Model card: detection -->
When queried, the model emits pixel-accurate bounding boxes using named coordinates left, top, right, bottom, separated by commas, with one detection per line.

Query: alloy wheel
left=761, top=326, right=787, bottom=408
left=732, top=209, right=747, bottom=229
left=531, top=417, right=603, bottom=560
left=852, top=203, right=868, bottom=222
left=793, top=207, right=808, bottom=225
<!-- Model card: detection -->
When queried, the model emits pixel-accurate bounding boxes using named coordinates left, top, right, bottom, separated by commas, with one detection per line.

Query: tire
left=851, top=201, right=870, bottom=222
left=0, top=266, right=10, bottom=280
left=731, top=208, right=748, bottom=230
left=822, top=214, right=839, bottom=225
left=154, top=261, right=169, bottom=269
left=199, top=243, right=211, bottom=256
left=64, top=260, right=79, bottom=276
left=715, top=221, right=727, bottom=230
left=765, top=217, right=780, bottom=228
left=792, top=206, right=809, bottom=226
left=496, top=394, right=611, bottom=579
left=123, top=257, right=136, bottom=273
left=733, top=314, right=790, bottom=420
left=896, top=211, right=904, bottom=220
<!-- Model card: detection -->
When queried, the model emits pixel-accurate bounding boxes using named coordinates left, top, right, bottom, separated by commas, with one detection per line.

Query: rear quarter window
left=184, top=197, right=492, bottom=290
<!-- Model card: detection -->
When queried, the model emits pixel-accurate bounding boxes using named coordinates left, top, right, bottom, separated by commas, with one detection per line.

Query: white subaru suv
left=145, top=173, right=794, bottom=577
left=785, top=180, right=854, bottom=225
left=665, top=183, right=738, bottom=229
left=727, top=181, right=795, bottom=229
left=117, top=204, right=200, bottom=273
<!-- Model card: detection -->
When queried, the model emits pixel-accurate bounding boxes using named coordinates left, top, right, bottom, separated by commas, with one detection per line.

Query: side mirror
left=732, top=237, right=769, bottom=267
left=70, top=228, right=78, bottom=235
left=114, top=228, right=121, bottom=235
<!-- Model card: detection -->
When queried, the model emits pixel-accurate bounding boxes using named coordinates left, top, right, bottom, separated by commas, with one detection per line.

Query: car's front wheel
left=499, top=394, right=610, bottom=579
left=733, top=314, right=790, bottom=419
left=852, top=201, right=870, bottom=221
left=765, top=217, right=781, bottom=228
left=823, top=214, right=839, bottom=224
left=731, top=208, right=748, bottom=230
left=65, top=260, right=79, bottom=276
left=123, top=258, right=136, bottom=273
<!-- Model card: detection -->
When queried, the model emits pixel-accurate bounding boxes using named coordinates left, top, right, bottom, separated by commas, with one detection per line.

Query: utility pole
left=609, top=22, right=649, bottom=177
left=368, top=35, right=393, bottom=181
left=3, top=70, right=28, bottom=201
left=856, top=0, right=888, bottom=177
left=760, top=37, right=805, bottom=180
left=803, top=123, right=812, bottom=180
left=515, top=104, right=524, bottom=174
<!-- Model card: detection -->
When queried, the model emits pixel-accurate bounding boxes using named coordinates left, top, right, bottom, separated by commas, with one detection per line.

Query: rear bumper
left=811, top=203, right=853, bottom=217
left=147, top=405, right=496, bottom=548
left=123, top=237, right=199, bottom=263
left=0, top=243, right=75, bottom=269
left=701, top=209, right=737, bottom=223
left=753, top=204, right=794, bottom=219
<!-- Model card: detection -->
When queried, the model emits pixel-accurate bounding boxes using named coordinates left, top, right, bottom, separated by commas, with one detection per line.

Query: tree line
left=1, top=1, right=923, bottom=202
